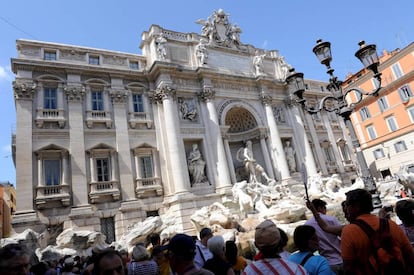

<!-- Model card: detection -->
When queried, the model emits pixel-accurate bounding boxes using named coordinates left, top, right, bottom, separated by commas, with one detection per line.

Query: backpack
left=352, top=218, right=406, bottom=275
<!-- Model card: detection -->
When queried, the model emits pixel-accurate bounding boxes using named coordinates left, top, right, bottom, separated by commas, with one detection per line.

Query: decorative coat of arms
left=196, top=9, right=242, bottom=49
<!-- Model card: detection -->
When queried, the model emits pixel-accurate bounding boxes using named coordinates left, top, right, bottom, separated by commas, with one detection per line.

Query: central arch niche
left=225, top=107, right=258, bottom=133
left=223, top=106, right=269, bottom=183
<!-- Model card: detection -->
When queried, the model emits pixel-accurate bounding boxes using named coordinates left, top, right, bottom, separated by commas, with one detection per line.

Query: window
left=373, top=148, right=385, bottom=159
left=44, top=87, right=57, bottom=109
left=100, top=217, right=115, bottom=244
left=91, top=91, right=104, bottom=111
left=44, top=51, right=56, bottom=61
left=140, top=156, right=154, bottom=178
left=35, top=146, right=68, bottom=187
left=398, top=85, right=413, bottom=102
left=386, top=116, right=398, bottom=132
left=129, top=61, right=139, bottom=70
left=378, top=97, right=389, bottom=112
left=146, top=210, right=159, bottom=217
left=132, top=94, right=144, bottom=112
left=409, top=107, right=414, bottom=122
left=44, top=159, right=60, bottom=186
left=324, top=147, right=334, bottom=162
left=359, top=107, right=371, bottom=121
left=371, top=77, right=380, bottom=89
left=89, top=55, right=100, bottom=65
left=366, top=125, right=377, bottom=140
left=394, top=141, right=407, bottom=153
left=96, top=158, right=110, bottom=182
left=337, top=139, right=351, bottom=161
left=392, top=63, right=403, bottom=79
left=321, top=140, right=334, bottom=163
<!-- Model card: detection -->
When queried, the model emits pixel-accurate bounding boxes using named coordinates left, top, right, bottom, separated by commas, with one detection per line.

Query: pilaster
left=65, top=85, right=89, bottom=206
left=110, top=88, right=135, bottom=200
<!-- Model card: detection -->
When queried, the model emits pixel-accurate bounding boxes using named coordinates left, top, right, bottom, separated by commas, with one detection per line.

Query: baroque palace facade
left=344, top=42, right=414, bottom=179
left=11, top=10, right=357, bottom=241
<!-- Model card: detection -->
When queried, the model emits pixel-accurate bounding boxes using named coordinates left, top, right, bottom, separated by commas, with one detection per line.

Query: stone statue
left=279, top=56, right=290, bottom=80
left=196, top=40, right=208, bottom=65
left=232, top=181, right=254, bottom=217
left=178, top=98, right=198, bottom=121
left=187, top=144, right=207, bottom=186
left=396, top=164, right=414, bottom=195
left=155, top=33, right=167, bottom=60
left=253, top=51, right=266, bottom=75
left=284, top=140, right=296, bottom=173
left=238, top=140, right=273, bottom=184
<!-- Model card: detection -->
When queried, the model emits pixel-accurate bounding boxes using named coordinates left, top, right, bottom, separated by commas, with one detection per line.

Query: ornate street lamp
left=286, top=39, right=382, bottom=207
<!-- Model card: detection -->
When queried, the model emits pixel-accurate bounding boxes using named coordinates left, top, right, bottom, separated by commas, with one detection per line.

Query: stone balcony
left=86, top=110, right=112, bottom=128
left=89, top=180, right=121, bottom=203
left=128, top=112, right=152, bottom=129
left=35, top=108, right=66, bottom=128
left=135, top=177, right=163, bottom=198
left=35, top=184, right=71, bottom=209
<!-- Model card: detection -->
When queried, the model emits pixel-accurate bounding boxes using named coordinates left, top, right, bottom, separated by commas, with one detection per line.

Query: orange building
left=0, top=181, right=16, bottom=238
left=343, top=42, right=414, bottom=179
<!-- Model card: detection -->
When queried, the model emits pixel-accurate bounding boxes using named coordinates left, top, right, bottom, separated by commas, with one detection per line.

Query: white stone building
left=11, top=10, right=357, bottom=242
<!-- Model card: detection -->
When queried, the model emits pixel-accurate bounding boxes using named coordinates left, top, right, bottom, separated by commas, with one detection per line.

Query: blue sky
left=1, top=0, right=413, bottom=186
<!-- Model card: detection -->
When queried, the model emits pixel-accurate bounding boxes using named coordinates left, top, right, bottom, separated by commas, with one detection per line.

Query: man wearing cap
left=243, top=220, right=307, bottom=275
left=195, top=227, right=214, bottom=268
left=168, top=233, right=214, bottom=275
left=305, top=199, right=343, bottom=274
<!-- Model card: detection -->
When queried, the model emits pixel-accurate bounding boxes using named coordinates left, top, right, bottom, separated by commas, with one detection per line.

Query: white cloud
left=2, top=144, right=11, bottom=154
left=0, top=65, right=12, bottom=82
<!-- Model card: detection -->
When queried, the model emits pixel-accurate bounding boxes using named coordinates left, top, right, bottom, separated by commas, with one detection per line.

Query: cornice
left=11, top=59, right=146, bottom=78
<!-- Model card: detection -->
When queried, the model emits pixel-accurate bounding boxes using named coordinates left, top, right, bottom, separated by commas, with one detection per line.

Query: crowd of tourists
left=1, top=188, right=414, bottom=275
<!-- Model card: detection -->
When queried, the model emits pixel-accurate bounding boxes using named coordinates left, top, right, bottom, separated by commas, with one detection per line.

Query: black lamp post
left=286, top=39, right=382, bottom=207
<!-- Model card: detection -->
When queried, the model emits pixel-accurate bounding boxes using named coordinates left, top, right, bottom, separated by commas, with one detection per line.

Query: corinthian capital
left=198, top=85, right=216, bottom=102
left=13, top=80, right=37, bottom=100
left=64, top=85, right=86, bottom=102
left=260, top=92, right=273, bottom=105
left=152, top=84, right=176, bottom=103
left=110, top=89, right=128, bottom=104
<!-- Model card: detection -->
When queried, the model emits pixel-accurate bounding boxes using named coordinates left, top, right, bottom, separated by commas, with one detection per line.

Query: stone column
left=322, top=114, right=345, bottom=173
left=154, top=83, right=189, bottom=194
left=65, top=85, right=89, bottom=206
left=89, top=155, right=95, bottom=183
left=290, top=105, right=318, bottom=176
left=37, top=83, right=43, bottom=110
left=110, top=89, right=135, bottom=200
left=199, top=85, right=232, bottom=191
left=260, top=93, right=290, bottom=180
left=13, top=81, right=36, bottom=215
left=62, top=151, right=68, bottom=185
left=110, top=150, right=117, bottom=182
left=223, top=136, right=237, bottom=183
left=37, top=155, right=43, bottom=187
left=259, top=130, right=275, bottom=179
left=303, top=112, right=327, bottom=174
